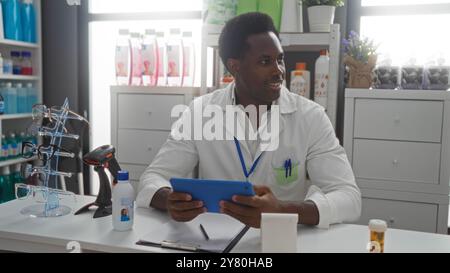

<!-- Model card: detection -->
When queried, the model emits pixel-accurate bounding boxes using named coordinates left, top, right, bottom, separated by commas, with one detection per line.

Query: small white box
left=261, top=213, right=298, bottom=253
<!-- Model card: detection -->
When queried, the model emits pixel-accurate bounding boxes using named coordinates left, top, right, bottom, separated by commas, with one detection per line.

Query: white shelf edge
left=0, top=39, right=39, bottom=48
left=0, top=75, right=40, bottom=80
left=0, top=113, right=32, bottom=120
left=205, top=27, right=336, bottom=48
left=0, top=156, right=37, bottom=168
left=110, top=86, right=201, bottom=95
left=345, top=88, right=450, bottom=100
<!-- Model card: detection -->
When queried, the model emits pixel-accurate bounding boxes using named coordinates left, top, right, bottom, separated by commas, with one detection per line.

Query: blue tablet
left=169, top=178, right=255, bottom=213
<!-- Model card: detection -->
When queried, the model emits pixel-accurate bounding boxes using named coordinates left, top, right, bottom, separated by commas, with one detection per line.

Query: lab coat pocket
left=273, top=162, right=300, bottom=186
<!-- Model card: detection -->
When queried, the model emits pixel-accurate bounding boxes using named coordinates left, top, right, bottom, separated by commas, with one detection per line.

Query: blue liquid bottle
left=21, top=0, right=36, bottom=43
left=2, top=0, right=23, bottom=41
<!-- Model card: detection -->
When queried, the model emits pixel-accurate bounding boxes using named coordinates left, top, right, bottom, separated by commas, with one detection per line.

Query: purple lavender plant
left=342, top=31, right=378, bottom=64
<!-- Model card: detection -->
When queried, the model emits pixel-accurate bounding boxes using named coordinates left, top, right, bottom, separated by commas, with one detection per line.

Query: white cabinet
left=111, top=86, right=199, bottom=192
left=200, top=24, right=341, bottom=129
left=344, top=89, right=450, bottom=234
left=0, top=0, right=42, bottom=168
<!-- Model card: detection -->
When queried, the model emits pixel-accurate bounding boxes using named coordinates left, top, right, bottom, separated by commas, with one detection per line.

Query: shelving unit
left=200, top=24, right=341, bottom=129
left=0, top=39, right=39, bottom=48
left=0, top=0, right=42, bottom=168
left=110, top=86, right=200, bottom=192
left=0, top=156, right=37, bottom=168
left=344, top=88, right=450, bottom=233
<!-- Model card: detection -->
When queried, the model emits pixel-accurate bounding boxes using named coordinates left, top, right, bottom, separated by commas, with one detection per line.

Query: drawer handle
left=392, top=159, right=399, bottom=166
left=389, top=217, right=395, bottom=224
left=147, top=147, right=153, bottom=151
left=147, top=111, right=153, bottom=115
left=394, top=116, right=400, bottom=123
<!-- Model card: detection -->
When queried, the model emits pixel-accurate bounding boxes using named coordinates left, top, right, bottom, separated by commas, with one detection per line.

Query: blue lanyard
left=233, top=137, right=264, bottom=181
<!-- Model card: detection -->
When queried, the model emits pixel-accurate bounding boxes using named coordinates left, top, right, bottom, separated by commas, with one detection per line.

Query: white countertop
left=1, top=195, right=450, bottom=253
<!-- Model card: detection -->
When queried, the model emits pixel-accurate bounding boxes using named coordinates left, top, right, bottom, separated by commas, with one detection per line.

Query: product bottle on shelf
left=219, top=63, right=234, bottom=88
left=16, top=83, right=27, bottom=113
left=129, top=32, right=142, bottom=86
left=0, top=171, right=5, bottom=203
left=0, top=2, right=4, bottom=40
left=141, top=29, right=158, bottom=86
left=0, top=135, right=8, bottom=161
left=156, top=31, right=167, bottom=86
left=0, top=166, right=13, bottom=201
left=15, top=132, right=23, bottom=157
left=3, top=57, right=13, bottom=75
left=4, top=82, right=16, bottom=114
left=290, top=63, right=310, bottom=99
left=182, top=31, right=195, bottom=87
left=166, top=28, right=183, bottom=87
left=0, top=94, right=4, bottom=115
left=290, top=70, right=308, bottom=97
left=7, top=132, right=18, bottom=159
left=2, top=0, right=23, bottom=41
left=314, top=50, right=329, bottom=110
left=21, top=0, right=37, bottom=43
left=115, top=29, right=131, bottom=85
left=21, top=51, right=33, bottom=75
left=0, top=53, right=3, bottom=74
left=26, top=82, right=37, bottom=112
left=11, top=51, right=21, bottom=75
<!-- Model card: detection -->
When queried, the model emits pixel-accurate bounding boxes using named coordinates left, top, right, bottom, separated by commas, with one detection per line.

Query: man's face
left=232, top=32, right=285, bottom=104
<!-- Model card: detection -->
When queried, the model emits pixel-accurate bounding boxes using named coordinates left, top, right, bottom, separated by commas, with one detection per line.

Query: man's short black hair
left=219, top=12, right=280, bottom=69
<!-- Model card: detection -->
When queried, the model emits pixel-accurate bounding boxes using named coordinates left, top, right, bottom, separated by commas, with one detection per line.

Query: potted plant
left=301, top=0, right=344, bottom=32
left=343, top=31, right=379, bottom=88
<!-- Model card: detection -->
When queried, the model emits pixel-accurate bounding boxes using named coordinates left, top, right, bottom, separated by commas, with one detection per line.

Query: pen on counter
left=199, top=224, right=210, bottom=241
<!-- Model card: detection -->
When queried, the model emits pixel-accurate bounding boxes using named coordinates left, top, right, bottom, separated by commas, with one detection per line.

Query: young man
left=137, top=12, right=361, bottom=228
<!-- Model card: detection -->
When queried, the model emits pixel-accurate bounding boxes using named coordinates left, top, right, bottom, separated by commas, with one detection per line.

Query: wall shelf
left=0, top=39, right=39, bottom=48
left=0, top=75, right=40, bottom=81
left=110, top=86, right=200, bottom=95
left=0, top=156, right=37, bottom=168
left=201, top=24, right=341, bottom=129
left=0, top=113, right=32, bottom=120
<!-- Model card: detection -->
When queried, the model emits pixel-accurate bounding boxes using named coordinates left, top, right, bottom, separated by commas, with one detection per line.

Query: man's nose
left=272, top=62, right=284, bottom=77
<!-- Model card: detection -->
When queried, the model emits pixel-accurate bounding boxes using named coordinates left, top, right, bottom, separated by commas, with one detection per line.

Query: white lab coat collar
left=208, top=82, right=291, bottom=159
left=209, top=82, right=298, bottom=114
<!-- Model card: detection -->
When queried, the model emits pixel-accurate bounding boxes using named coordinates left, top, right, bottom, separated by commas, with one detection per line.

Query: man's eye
left=277, top=58, right=284, bottom=64
left=261, top=59, right=270, bottom=65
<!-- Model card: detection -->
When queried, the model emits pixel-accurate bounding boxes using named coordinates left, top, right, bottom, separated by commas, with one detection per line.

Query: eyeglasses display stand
left=18, top=98, right=88, bottom=217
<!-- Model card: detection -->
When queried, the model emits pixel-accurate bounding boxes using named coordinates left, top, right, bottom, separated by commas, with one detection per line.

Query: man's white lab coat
left=137, top=83, right=361, bottom=228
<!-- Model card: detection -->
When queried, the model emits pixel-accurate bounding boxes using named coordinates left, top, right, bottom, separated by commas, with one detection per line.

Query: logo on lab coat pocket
left=273, top=162, right=299, bottom=185
left=272, top=148, right=300, bottom=186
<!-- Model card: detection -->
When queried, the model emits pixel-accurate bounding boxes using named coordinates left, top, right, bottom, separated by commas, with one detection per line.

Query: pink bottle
left=129, top=32, right=142, bottom=86
left=141, top=29, right=158, bottom=86
left=156, top=31, right=167, bottom=86
left=115, top=29, right=131, bottom=85
left=182, top=31, right=195, bottom=87
left=166, top=28, right=183, bottom=87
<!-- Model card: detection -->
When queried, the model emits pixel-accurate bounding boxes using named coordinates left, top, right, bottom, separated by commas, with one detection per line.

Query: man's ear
left=226, top=58, right=240, bottom=77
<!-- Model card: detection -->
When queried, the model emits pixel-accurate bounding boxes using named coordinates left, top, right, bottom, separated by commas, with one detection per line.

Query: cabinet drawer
left=119, top=164, right=147, bottom=182
left=353, top=139, right=441, bottom=184
left=354, top=99, right=443, bottom=142
left=358, top=198, right=437, bottom=233
left=118, top=94, right=185, bottom=130
left=117, top=129, right=170, bottom=165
